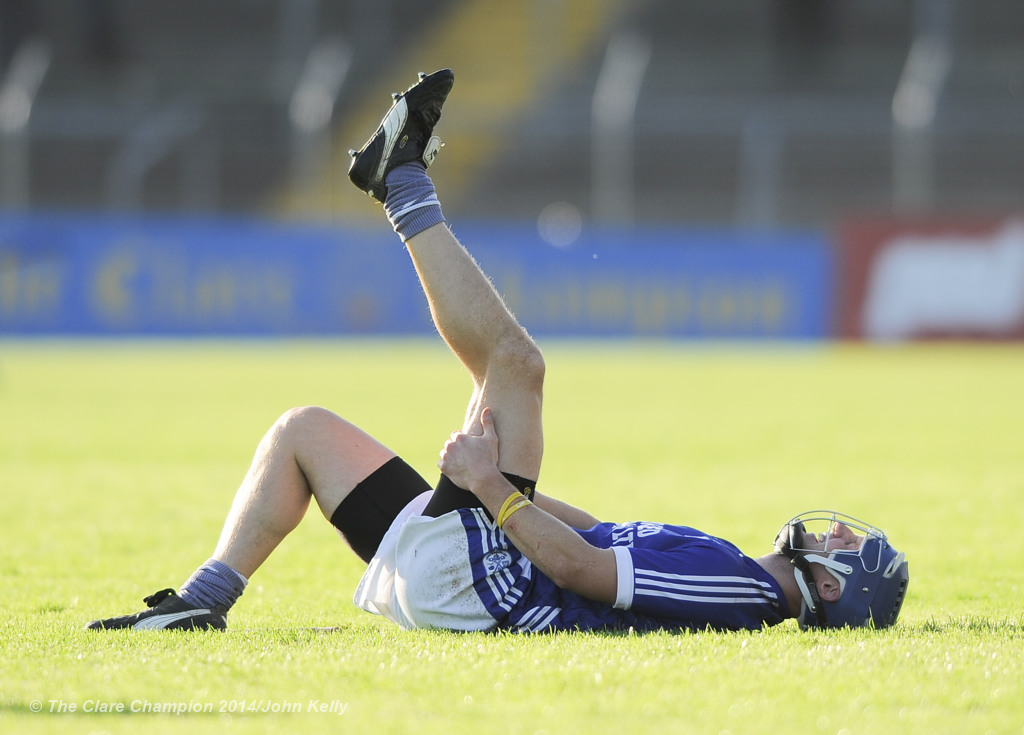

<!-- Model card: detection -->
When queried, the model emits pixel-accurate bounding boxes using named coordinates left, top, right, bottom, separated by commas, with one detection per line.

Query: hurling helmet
left=773, top=510, right=909, bottom=630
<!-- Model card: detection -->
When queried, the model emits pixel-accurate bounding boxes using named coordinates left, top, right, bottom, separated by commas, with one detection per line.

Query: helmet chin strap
left=790, top=552, right=827, bottom=626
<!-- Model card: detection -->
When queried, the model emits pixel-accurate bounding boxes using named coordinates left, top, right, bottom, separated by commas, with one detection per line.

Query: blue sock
left=384, top=162, right=445, bottom=240
left=179, top=559, right=248, bottom=611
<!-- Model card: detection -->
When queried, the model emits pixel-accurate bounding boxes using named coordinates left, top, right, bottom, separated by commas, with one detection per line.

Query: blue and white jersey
left=459, top=509, right=788, bottom=633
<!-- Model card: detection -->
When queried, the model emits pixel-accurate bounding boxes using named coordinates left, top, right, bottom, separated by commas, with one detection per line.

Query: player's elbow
left=548, top=548, right=616, bottom=604
left=544, top=556, right=579, bottom=592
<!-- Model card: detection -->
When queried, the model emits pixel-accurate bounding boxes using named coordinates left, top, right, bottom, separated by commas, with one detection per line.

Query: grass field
left=1, top=339, right=1022, bottom=734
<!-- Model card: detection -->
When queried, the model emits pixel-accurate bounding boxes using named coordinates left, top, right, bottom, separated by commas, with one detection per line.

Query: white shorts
left=353, top=492, right=498, bottom=631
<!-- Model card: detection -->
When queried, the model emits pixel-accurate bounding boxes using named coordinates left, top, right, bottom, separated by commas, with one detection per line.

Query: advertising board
left=0, top=214, right=833, bottom=339
left=837, top=218, right=1024, bottom=341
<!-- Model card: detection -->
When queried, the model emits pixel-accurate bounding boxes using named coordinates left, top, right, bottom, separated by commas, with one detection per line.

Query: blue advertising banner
left=467, top=225, right=833, bottom=339
left=0, top=213, right=833, bottom=338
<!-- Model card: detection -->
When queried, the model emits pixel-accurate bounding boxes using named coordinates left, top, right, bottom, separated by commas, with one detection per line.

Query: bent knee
left=492, top=336, right=545, bottom=391
left=272, top=405, right=345, bottom=437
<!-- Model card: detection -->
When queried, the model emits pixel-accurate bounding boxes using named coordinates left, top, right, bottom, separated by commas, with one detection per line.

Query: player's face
left=807, top=522, right=864, bottom=553
left=803, top=522, right=864, bottom=603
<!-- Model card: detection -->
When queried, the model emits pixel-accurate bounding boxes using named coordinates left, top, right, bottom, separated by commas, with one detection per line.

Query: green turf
left=1, top=339, right=1022, bottom=734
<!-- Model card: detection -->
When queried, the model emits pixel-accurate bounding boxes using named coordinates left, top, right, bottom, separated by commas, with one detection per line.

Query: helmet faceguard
left=773, top=510, right=909, bottom=630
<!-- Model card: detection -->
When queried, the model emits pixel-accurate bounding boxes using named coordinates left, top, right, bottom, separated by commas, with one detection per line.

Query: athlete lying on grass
left=88, top=69, right=908, bottom=634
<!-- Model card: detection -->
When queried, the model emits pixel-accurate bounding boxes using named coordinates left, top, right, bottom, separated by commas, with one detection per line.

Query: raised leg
left=403, top=222, right=545, bottom=482
left=346, top=67, right=544, bottom=482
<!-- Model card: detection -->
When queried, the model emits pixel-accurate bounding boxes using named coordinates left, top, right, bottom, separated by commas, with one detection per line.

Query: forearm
left=532, top=492, right=602, bottom=530
left=437, top=406, right=616, bottom=602
left=471, top=472, right=616, bottom=603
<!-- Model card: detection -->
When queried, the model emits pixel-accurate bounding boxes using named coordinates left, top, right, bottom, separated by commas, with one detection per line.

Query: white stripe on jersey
left=634, top=568, right=779, bottom=606
left=634, top=588, right=776, bottom=605
left=484, top=573, right=514, bottom=613
left=638, top=579, right=776, bottom=596
left=471, top=508, right=528, bottom=614
left=513, top=605, right=561, bottom=632
left=636, top=568, right=776, bottom=589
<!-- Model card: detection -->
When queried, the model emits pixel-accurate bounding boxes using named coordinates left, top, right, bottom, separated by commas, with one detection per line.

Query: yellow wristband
left=497, top=495, right=532, bottom=529
left=497, top=493, right=522, bottom=524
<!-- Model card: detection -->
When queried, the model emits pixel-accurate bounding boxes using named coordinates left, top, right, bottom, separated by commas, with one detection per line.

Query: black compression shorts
left=330, top=456, right=537, bottom=563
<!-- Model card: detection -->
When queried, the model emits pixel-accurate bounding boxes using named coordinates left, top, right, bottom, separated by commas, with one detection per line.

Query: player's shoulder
left=606, top=521, right=748, bottom=555
left=581, top=520, right=700, bottom=546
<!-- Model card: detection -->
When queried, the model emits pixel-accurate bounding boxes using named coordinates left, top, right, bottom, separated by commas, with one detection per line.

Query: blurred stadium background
left=1, top=0, right=1022, bottom=340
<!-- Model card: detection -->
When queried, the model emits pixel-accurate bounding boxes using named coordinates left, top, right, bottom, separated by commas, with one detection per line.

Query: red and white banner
left=837, top=217, right=1024, bottom=341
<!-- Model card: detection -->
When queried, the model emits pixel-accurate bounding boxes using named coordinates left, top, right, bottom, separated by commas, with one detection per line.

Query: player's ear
left=816, top=574, right=841, bottom=602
